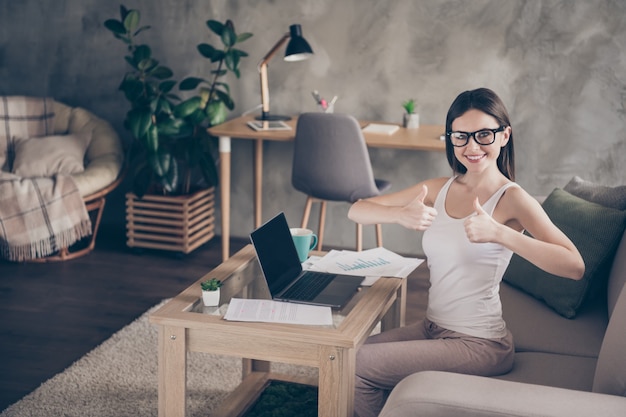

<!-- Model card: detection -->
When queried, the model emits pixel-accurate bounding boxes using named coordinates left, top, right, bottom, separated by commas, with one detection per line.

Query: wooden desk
left=209, top=114, right=445, bottom=261
left=149, top=245, right=407, bottom=417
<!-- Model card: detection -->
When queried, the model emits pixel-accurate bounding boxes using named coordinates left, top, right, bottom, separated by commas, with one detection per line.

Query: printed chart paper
left=307, top=247, right=424, bottom=286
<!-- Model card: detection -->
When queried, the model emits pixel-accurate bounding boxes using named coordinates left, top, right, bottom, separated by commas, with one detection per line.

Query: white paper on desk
left=312, top=247, right=424, bottom=279
left=224, top=298, right=333, bottom=326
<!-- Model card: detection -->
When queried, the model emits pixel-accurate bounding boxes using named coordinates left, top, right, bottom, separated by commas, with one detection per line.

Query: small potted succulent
left=200, top=278, right=222, bottom=307
left=402, top=98, right=420, bottom=129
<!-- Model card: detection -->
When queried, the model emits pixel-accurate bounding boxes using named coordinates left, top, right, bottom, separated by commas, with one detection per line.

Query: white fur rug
left=1, top=300, right=318, bottom=417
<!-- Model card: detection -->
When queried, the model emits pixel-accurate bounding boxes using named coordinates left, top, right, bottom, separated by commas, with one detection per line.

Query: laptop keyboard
left=282, top=272, right=336, bottom=301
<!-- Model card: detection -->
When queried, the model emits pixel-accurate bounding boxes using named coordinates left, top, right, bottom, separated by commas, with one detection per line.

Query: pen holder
left=318, top=103, right=334, bottom=113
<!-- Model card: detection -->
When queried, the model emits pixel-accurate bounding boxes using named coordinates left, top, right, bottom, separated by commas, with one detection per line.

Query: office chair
left=292, top=112, right=391, bottom=251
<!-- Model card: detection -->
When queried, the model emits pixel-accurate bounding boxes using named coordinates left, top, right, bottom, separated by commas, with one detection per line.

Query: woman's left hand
left=464, top=197, right=500, bottom=243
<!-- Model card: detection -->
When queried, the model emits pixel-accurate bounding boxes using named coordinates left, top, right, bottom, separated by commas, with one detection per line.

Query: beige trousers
left=354, top=319, right=514, bottom=417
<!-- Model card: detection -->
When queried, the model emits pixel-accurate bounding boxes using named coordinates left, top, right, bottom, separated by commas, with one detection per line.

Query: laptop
left=250, top=212, right=364, bottom=308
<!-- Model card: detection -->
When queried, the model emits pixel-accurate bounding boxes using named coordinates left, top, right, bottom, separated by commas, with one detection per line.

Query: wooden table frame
left=208, top=114, right=445, bottom=261
left=150, top=245, right=407, bottom=417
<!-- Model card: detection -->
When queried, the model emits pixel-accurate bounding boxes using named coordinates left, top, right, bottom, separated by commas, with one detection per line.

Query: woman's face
left=450, top=109, right=510, bottom=175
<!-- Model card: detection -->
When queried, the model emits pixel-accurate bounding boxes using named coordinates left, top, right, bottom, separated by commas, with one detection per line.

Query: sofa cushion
left=503, top=188, right=626, bottom=318
left=11, top=133, right=92, bottom=178
left=380, top=371, right=626, bottom=417
left=593, top=284, right=626, bottom=396
left=500, top=282, right=607, bottom=357
left=607, top=232, right=626, bottom=318
left=0, top=96, right=55, bottom=171
left=564, top=176, right=626, bottom=211
left=494, top=351, right=597, bottom=392
left=59, top=105, right=125, bottom=197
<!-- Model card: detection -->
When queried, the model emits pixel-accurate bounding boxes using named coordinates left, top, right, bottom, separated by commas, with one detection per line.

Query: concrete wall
left=2, top=0, right=625, bottom=256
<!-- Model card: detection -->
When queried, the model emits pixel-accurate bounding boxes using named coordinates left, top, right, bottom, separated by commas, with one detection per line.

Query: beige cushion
left=12, top=133, right=92, bottom=178
left=564, top=176, right=626, bottom=210
left=0, top=96, right=55, bottom=171
left=51, top=102, right=125, bottom=196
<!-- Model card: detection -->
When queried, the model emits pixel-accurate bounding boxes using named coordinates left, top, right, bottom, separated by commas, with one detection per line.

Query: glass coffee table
left=150, top=244, right=406, bottom=417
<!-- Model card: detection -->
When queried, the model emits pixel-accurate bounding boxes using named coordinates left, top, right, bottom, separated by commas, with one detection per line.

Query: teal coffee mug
left=290, top=228, right=318, bottom=263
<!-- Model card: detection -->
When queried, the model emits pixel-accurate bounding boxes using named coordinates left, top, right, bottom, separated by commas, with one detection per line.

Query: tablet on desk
left=247, top=120, right=292, bottom=131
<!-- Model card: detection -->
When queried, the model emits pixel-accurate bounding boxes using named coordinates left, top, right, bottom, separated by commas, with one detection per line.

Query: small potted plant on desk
left=201, top=278, right=222, bottom=307
left=402, top=98, right=420, bottom=129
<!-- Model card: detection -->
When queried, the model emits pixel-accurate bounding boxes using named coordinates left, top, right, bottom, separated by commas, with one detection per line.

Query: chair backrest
left=291, top=112, right=380, bottom=202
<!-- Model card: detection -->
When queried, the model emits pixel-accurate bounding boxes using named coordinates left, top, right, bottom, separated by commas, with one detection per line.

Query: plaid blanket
left=0, top=96, right=91, bottom=261
left=0, top=173, right=92, bottom=261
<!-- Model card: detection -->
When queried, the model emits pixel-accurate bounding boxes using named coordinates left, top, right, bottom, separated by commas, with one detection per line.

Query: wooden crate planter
left=126, top=188, right=215, bottom=254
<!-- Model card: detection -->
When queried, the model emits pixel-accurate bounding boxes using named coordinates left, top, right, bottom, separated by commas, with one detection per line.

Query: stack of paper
left=362, top=123, right=400, bottom=135
left=224, top=298, right=332, bottom=325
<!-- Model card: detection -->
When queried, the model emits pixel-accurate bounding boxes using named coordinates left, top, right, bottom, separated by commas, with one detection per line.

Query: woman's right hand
left=397, top=185, right=438, bottom=231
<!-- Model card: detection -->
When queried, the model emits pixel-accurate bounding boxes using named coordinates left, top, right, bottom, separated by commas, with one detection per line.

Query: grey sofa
left=379, top=185, right=626, bottom=417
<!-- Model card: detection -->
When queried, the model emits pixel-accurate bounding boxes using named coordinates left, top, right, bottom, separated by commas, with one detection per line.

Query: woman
left=348, top=88, right=584, bottom=417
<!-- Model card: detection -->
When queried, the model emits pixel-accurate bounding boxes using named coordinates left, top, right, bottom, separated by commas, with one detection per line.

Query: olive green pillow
left=503, top=188, right=626, bottom=318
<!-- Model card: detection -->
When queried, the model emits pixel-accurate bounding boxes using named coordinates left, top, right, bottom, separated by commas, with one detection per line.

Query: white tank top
left=422, top=176, right=518, bottom=339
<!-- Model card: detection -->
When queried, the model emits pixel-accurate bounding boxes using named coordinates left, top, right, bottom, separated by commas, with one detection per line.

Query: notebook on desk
left=250, top=212, right=364, bottom=308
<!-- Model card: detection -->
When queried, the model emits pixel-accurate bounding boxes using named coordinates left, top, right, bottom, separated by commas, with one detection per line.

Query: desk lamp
left=256, top=24, right=313, bottom=121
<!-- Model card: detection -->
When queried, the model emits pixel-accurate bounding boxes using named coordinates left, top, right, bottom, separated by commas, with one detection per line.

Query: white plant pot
left=202, top=289, right=221, bottom=307
left=403, top=113, right=420, bottom=129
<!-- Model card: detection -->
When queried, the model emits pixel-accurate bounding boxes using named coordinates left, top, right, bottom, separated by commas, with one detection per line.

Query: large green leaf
left=133, top=45, right=151, bottom=62
left=230, top=48, right=249, bottom=58
left=123, top=10, right=140, bottom=33
left=236, top=32, right=253, bottom=43
left=120, top=78, right=144, bottom=102
left=151, top=66, right=173, bottom=80
left=224, top=51, right=240, bottom=77
left=179, top=77, right=205, bottom=90
left=162, top=157, right=179, bottom=193
left=206, top=20, right=224, bottom=36
left=157, top=117, right=184, bottom=136
left=221, top=25, right=236, bottom=48
left=214, top=89, right=234, bottom=110
left=214, top=81, right=230, bottom=94
left=104, top=19, right=126, bottom=35
left=127, top=108, right=152, bottom=140
left=157, top=97, right=172, bottom=114
left=159, top=80, right=177, bottom=94
left=197, top=43, right=216, bottom=59
left=137, top=58, right=158, bottom=72
left=197, top=44, right=225, bottom=63
left=174, top=97, right=202, bottom=118
left=144, top=124, right=159, bottom=153
left=133, top=25, right=151, bottom=37
left=206, top=100, right=227, bottom=126
left=148, top=148, right=170, bottom=177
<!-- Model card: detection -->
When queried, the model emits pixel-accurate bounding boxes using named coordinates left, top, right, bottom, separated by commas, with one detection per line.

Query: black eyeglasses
left=447, top=126, right=506, bottom=147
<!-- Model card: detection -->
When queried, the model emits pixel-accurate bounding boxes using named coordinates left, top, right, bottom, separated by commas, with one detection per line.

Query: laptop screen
left=250, top=212, right=303, bottom=296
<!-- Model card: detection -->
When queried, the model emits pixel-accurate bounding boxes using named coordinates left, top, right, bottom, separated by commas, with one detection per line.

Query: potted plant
left=200, top=278, right=222, bottom=306
left=402, top=98, right=420, bottom=129
left=104, top=5, right=252, bottom=253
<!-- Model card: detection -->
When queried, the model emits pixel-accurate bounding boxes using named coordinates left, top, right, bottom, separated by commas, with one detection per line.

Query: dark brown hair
left=445, top=88, right=515, bottom=181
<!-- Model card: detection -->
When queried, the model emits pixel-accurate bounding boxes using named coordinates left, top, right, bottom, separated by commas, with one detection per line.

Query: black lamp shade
left=284, top=24, right=313, bottom=62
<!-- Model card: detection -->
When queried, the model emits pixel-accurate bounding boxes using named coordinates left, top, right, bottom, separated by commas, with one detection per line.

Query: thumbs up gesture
left=464, top=197, right=499, bottom=243
left=398, top=185, right=438, bottom=231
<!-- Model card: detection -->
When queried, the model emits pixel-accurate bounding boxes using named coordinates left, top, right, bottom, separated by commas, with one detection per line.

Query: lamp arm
left=258, top=32, right=290, bottom=68
left=258, top=33, right=290, bottom=118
